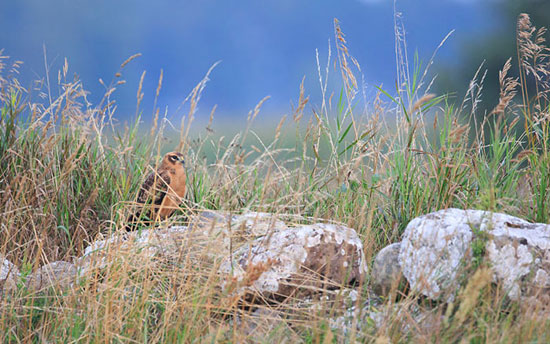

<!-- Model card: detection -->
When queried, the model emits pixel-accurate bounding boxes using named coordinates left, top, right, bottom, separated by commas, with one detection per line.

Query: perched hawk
left=126, top=152, right=186, bottom=230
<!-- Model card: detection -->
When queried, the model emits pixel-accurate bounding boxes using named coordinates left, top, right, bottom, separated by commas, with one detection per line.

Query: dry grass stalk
left=491, top=58, right=519, bottom=117
left=293, top=76, right=309, bottom=123
left=334, top=18, right=360, bottom=100
left=410, top=93, right=435, bottom=114
left=120, top=53, right=142, bottom=69
left=517, top=13, right=550, bottom=147
left=455, top=267, right=492, bottom=326
left=178, top=61, right=220, bottom=152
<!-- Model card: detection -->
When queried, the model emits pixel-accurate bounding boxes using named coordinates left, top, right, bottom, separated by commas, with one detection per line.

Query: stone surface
left=219, top=223, right=368, bottom=301
left=235, top=308, right=294, bottom=340
left=77, top=211, right=288, bottom=276
left=189, top=210, right=288, bottom=250
left=399, top=208, right=550, bottom=302
left=326, top=288, right=376, bottom=336
left=0, top=256, right=19, bottom=294
left=486, top=218, right=550, bottom=300
left=225, top=306, right=303, bottom=343
left=371, top=243, right=406, bottom=296
left=26, top=261, right=77, bottom=291
left=366, top=302, right=443, bottom=336
left=324, top=289, right=441, bottom=338
left=399, top=208, right=474, bottom=301
left=79, top=212, right=368, bottom=302
left=76, top=226, right=191, bottom=275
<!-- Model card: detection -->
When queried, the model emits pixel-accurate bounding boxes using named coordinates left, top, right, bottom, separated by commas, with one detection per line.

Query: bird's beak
left=180, top=159, right=185, bottom=166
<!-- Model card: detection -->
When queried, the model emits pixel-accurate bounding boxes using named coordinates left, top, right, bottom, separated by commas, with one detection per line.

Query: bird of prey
left=126, top=152, right=186, bottom=230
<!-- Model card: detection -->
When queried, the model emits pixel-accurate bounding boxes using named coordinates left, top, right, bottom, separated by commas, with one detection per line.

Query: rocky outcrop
left=398, top=208, right=550, bottom=301
left=76, top=226, right=191, bottom=275
left=219, top=223, right=368, bottom=301
left=398, top=208, right=475, bottom=301
left=76, top=211, right=289, bottom=276
left=189, top=211, right=288, bottom=251
left=486, top=218, right=550, bottom=299
left=371, top=242, right=406, bottom=296
left=0, top=256, right=19, bottom=294
left=232, top=307, right=301, bottom=342
left=190, top=211, right=288, bottom=236
left=75, top=211, right=368, bottom=303
left=26, top=261, right=77, bottom=292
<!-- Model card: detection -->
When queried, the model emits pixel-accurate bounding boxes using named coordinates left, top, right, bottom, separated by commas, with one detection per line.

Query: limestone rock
left=399, top=208, right=550, bottom=302
left=236, top=308, right=295, bottom=340
left=399, top=208, right=474, bottom=301
left=371, top=242, right=406, bottom=296
left=189, top=210, right=288, bottom=250
left=0, top=256, right=19, bottom=294
left=78, top=212, right=367, bottom=303
left=26, top=261, right=76, bottom=291
left=486, top=217, right=550, bottom=300
left=77, top=226, right=189, bottom=274
left=366, top=302, right=443, bottom=336
left=77, top=211, right=287, bottom=276
left=220, top=223, right=368, bottom=301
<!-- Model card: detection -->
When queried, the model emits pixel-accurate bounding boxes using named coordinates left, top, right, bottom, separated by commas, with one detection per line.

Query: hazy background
left=1, top=0, right=548, bottom=125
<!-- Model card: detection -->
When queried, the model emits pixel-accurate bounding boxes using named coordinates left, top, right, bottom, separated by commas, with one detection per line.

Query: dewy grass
left=1, top=13, right=550, bottom=343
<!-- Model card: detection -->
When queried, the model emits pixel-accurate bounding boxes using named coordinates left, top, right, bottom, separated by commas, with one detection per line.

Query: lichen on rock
left=398, top=208, right=550, bottom=302
left=220, top=223, right=368, bottom=301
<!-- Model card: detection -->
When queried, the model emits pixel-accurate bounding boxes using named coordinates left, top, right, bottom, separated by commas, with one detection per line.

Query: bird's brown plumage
left=126, top=152, right=186, bottom=230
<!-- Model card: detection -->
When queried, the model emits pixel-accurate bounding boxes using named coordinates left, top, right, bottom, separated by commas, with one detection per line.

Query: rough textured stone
left=189, top=210, right=288, bottom=250
left=399, top=208, right=474, bottom=301
left=78, top=212, right=367, bottom=303
left=399, top=208, right=550, bottom=302
left=0, top=256, right=19, bottom=294
left=371, top=243, right=406, bottom=296
left=26, top=261, right=77, bottom=291
left=326, top=290, right=441, bottom=338
left=366, top=302, right=442, bottom=335
left=219, top=223, right=368, bottom=301
left=77, top=226, right=190, bottom=275
left=326, top=288, right=374, bottom=335
left=77, top=211, right=288, bottom=276
left=486, top=219, right=550, bottom=300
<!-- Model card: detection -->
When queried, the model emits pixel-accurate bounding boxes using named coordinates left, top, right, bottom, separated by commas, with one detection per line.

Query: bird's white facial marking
left=167, top=153, right=184, bottom=166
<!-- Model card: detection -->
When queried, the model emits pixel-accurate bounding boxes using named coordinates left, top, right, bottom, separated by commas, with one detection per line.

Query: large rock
left=371, top=243, right=406, bottom=296
left=219, top=223, right=368, bottom=301
left=26, top=261, right=77, bottom=291
left=487, top=218, right=550, bottom=299
left=0, top=256, right=19, bottom=294
left=76, top=226, right=190, bottom=275
left=232, top=307, right=301, bottom=342
left=366, top=302, right=443, bottom=336
left=189, top=211, right=288, bottom=251
left=399, top=208, right=550, bottom=301
left=76, top=211, right=288, bottom=276
left=77, top=212, right=368, bottom=303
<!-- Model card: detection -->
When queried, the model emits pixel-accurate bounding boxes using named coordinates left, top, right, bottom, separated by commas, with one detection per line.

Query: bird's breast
left=170, top=169, right=187, bottom=197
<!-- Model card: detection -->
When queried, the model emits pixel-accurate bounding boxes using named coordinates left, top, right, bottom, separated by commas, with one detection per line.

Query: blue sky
left=0, top=1, right=503, bottom=123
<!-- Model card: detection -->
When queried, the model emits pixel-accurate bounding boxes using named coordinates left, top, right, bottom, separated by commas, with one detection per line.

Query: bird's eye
left=169, top=155, right=177, bottom=162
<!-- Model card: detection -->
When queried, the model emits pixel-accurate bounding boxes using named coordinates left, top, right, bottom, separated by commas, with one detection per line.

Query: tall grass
left=0, top=13, right=549, bottom=342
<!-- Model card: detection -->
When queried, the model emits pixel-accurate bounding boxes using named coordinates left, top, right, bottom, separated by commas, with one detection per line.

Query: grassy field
left=1, top=15, right=550, bottom=343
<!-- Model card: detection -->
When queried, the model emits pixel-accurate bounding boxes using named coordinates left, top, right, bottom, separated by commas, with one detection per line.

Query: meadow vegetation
left=0, top=14, right=549, bottom=343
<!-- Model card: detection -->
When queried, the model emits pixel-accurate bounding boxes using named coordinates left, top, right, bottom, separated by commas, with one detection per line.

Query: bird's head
left=163, top=151, right=185, bottom=168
